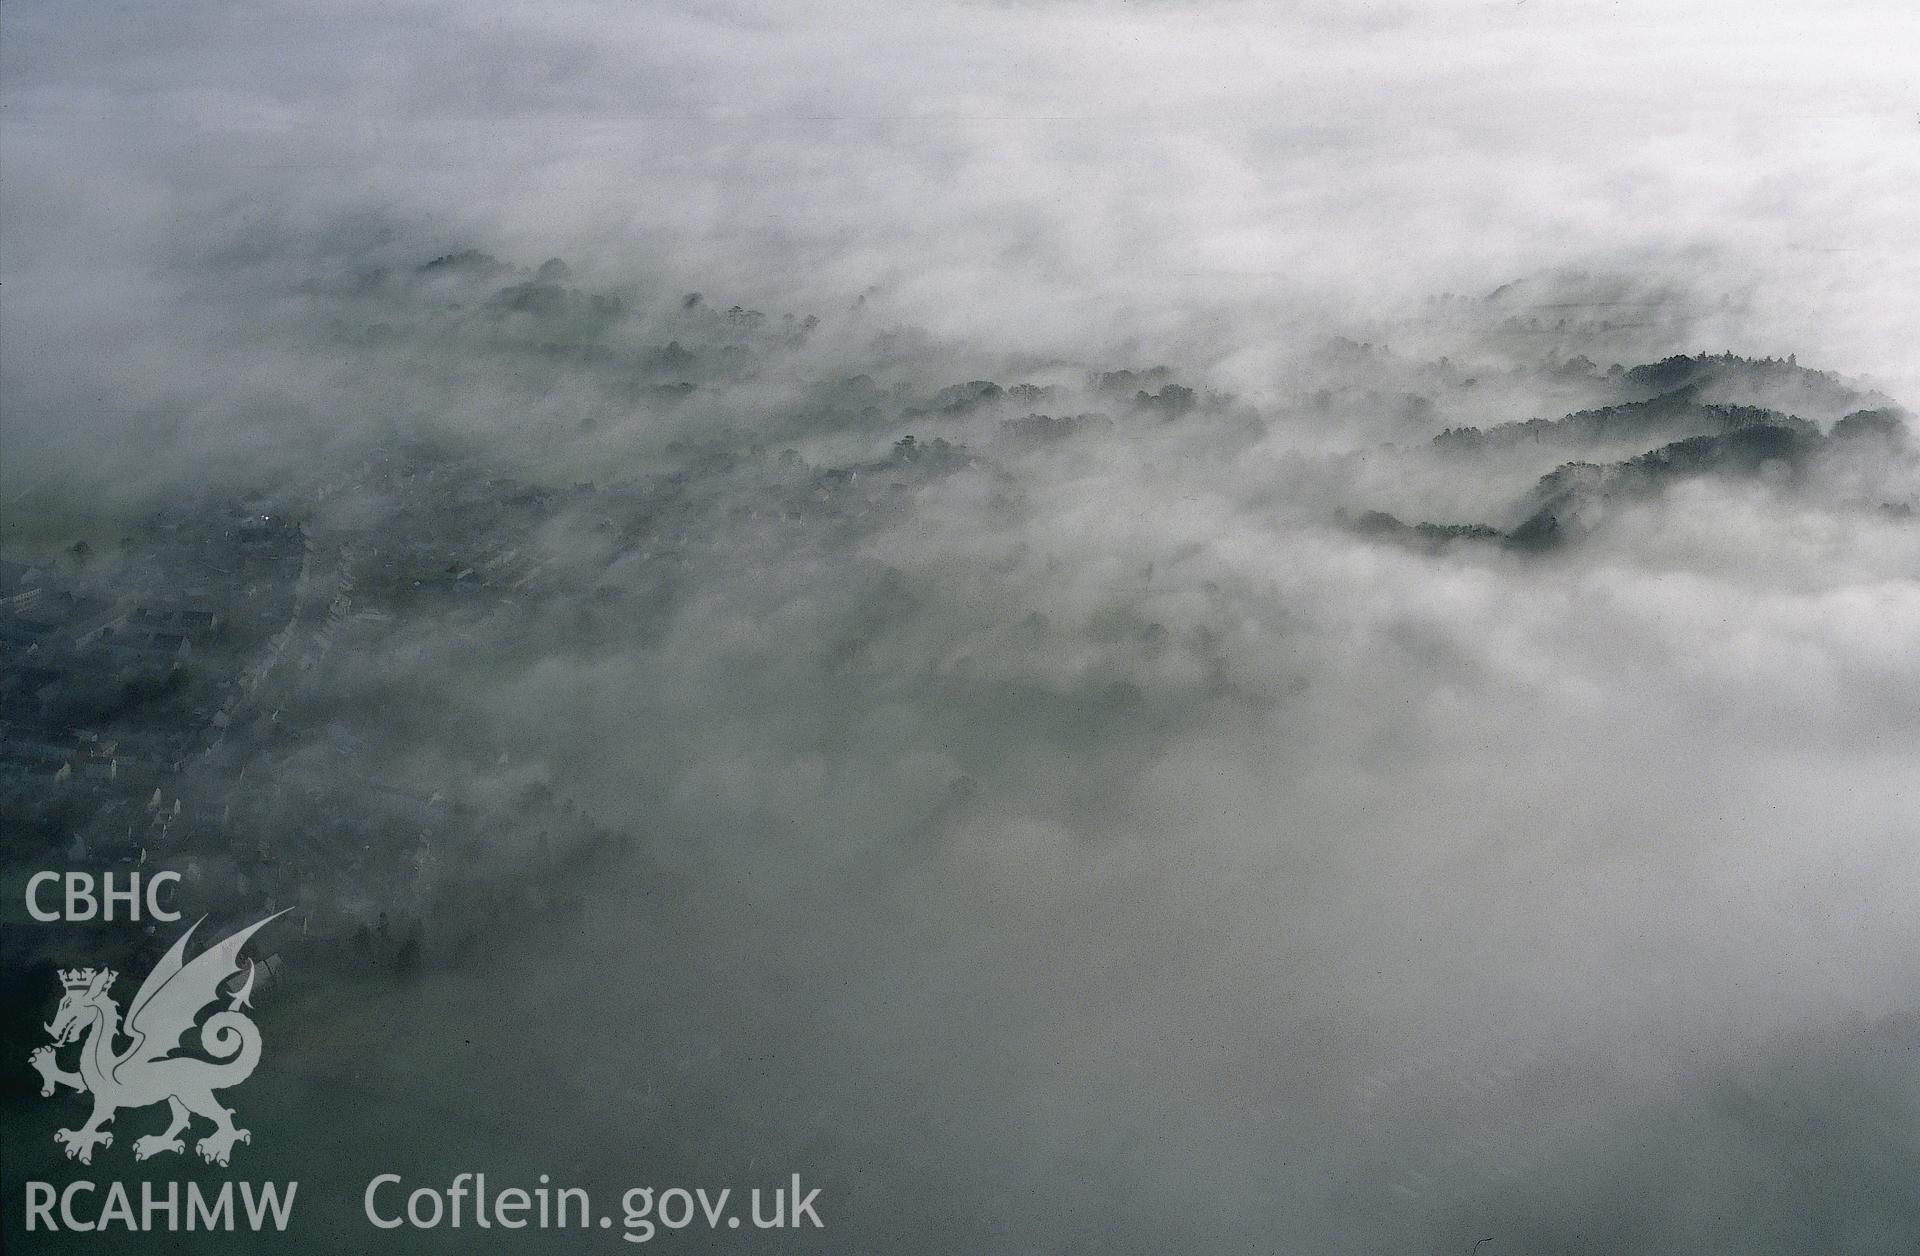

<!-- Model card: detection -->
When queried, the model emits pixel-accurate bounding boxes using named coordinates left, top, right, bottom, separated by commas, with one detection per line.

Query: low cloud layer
left=3, top=3, right=1918, bottom=1253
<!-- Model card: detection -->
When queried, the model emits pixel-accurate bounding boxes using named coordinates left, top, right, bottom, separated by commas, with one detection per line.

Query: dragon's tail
left=197, top=1011, right=264, bottom=1087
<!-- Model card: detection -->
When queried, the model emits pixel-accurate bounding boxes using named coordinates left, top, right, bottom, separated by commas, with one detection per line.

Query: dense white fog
left=3, top=2, right=1917, bottom=1252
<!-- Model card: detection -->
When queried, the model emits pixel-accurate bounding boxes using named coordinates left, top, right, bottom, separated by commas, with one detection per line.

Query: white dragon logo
left=28, top=911, right=287, bottom=1167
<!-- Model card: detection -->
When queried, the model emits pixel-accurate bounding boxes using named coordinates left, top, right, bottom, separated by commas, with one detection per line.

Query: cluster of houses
left=2, top=483, right=623, bottom=996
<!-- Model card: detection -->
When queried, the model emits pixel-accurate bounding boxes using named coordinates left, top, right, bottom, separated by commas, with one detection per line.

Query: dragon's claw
left=196, top=1127, right=247, bottom=1167
left=55, top=1127, right=112, bottom=1164
left=134, top=1134, right=185, bottom=1160
left=29, top=1047, right=61, bottom=1097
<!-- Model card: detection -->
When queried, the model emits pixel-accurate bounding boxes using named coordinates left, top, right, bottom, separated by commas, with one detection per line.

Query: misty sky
left=4, top=3, right=1920, bottom=1253
left=5, top=0, right=1918, bottom=394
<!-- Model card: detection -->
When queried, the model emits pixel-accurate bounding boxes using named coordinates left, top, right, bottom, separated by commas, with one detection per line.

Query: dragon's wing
left=120, top=916, right=202, bottom=1050
left=114, top=910, right=289, bottom=1080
